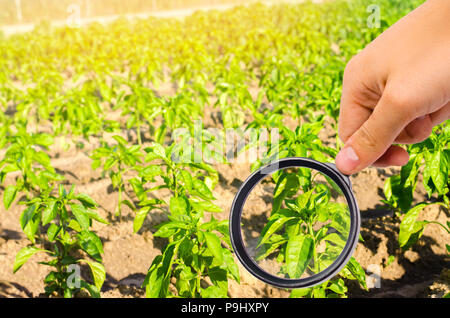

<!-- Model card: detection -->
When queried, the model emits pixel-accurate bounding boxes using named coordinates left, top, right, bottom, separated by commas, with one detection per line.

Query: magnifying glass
left=229, top=157, right=360, bottom=289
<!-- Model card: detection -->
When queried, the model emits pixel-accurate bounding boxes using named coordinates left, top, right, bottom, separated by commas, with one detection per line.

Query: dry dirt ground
left=0, top=95, right=448, bottom=298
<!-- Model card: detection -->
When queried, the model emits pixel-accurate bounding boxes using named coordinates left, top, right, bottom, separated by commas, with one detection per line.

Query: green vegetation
left=0, top=0, right=447, bottom=298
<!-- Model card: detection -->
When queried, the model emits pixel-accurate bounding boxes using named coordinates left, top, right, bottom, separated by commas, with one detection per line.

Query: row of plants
left=0, top=127, right=107, bottom=297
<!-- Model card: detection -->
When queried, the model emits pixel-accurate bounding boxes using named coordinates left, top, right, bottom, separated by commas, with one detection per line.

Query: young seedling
left=90, top=135, right=143, bottom=220
left=113, top=81, right=157, bottom=146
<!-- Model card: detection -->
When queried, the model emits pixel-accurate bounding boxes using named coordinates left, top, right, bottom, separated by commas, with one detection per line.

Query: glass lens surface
left=241, top=167, right=350, bottom=279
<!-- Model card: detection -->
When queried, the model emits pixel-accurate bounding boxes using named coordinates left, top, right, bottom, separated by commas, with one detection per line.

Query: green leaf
left=151, top=143, right=166, bottom=159
left=126, top=114, right=137, bottom=130
left=121, top=199, right=135, bottom=211
left=33, top=133, right=53, bottom=147
left=384, top=174, right=413, bottom=211
left=70, top=203, right=90, bottom=230
left=192, top=179, right=215, bottom=201
left=133, top=207, right=150, bottom=233
left=40, top=170, right=64, bottom=182
left=78, top=230, right=103, bottom=262
left=296, top=189, right=313, bottom=210
left=399, top=202, right=429, bottom=248
left=112, top=135, right=128, bottom=145
left=85, top=261, right=106, bottom=290
left=400, top=153, right=421, bottom=187
left=104, top=157, right=117, bottom=171
left=178, top=265, right=196, bottom=281
left=64, top=287, right=73, bottom=298
left=328, top=279, right=347, bottom=295
left=255, top=234, right=287, bottom=261
left=3, top=185, right=18, bottom=209
left=58, top=184, right=66, bottom=197
left=47, top=223, right=61, bottom=242
left=20, top=204, right=39, bottom=244
left=180, top=170, right=193, bottom=190
left=68, top=219, right=82, bottom=232
left=143, top=255, right=164, bottom=298
left=13, top=246, right=46, bottom=273
left=312, top=285, right=327, bottom=298
left=272, top=174, right=299, bottom=214
left=285, top=234, right=314, bottom=278
left=430, top=151, right=448, bottom=195
left=222, top=249, right=240, bottom=283
left=150, top=242, right=178, bottom=297
left=385, top=255, right=395, bottom=267
left=154, top=222, right=189, bottom=237
left=204, top=231, right=223, bottom=264
left=201, top=285, right=227, bottom=298
left=273, top=173, right=288, bottom=198
left=80, top=280, right=100, bottom=298
left=258, top=217, right=295, bottom=248
left=139, top=165, right=163, bottom=180
left=343, top=257, right=367, bottom=289
left=33, top=151, right=52, bottom=169
left=169, top=196, right=188, bottom=216
left=284, top=174, right=301, bottom=197
left=290, top=288, right=312, bottom=298
left=129, top=178, right=145, bottom=201
left=42, top=200, right=57, bottom=226
left=191, top=200, right=222, bottom=213
left=91, top=159, right=101, bottom=170
left=208, top=267, right=228, bottom=297
left=75, top=193, right=97, bottom=208
left=324, top=232, right=346, bottom=249
left=400, top=221, right=428, bottom=251
left=85, top=208, right=108, bottom=225
left=110, top=171, right=121, bottom=188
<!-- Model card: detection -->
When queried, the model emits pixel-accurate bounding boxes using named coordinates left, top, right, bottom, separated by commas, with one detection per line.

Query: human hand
left=335, top=0, right=450, bottom=175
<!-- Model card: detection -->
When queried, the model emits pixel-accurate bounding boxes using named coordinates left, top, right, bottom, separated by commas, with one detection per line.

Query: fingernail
left=336, top=146, right=360, bottom=173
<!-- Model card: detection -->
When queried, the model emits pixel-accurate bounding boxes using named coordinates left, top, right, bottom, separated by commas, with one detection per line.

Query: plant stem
left=137, top=121, right=142, bottom=146
left=117, top=185, right=122, bottom=220
left=308, top=221, right=319, bottom=274
left=171, top=166, right=178, bottom=196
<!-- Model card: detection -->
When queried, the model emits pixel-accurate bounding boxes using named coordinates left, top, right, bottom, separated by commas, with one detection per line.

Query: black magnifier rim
left=229, top=157, right=360, bottom=289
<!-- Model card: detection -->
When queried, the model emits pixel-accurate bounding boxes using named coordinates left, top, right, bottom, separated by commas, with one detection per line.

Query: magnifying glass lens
left=241, top=167, right=351, bottom=280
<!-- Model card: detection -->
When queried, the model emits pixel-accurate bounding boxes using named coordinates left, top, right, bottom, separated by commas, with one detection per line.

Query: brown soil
left=0, top=84, right=448, bottom=298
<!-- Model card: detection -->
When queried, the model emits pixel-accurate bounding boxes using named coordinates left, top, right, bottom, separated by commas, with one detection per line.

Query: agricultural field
left=0, top=0, right=448, bottom=298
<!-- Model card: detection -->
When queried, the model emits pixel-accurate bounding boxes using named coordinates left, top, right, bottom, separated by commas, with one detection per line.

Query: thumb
left=335, top=93, right=414, bottom=175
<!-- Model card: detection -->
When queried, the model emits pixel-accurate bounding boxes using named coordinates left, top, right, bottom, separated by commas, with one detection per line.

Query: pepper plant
left=253, top=168, right=367, bottom=297
left=130, top=142, right=239, bottom=297
left=1, top=128, right=63, bottom=209
left=90, top=135, right=143, bottom=219
left=13, top=185, right=107, bottom=298
left=384, top=122, right=450, bottom=250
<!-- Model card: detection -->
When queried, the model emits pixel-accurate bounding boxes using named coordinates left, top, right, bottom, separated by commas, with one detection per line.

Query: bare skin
left=335, top=0, right=450, bottom=175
